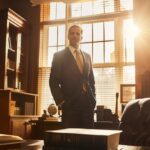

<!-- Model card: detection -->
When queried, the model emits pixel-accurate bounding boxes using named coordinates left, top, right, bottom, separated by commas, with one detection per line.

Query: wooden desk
left=4, top=140, right=148, bottom=150
left=30, top=120, right=119, bottom=139
left=118, top=145, right=150, bottom=150
left=30, top=120, right=63, bottom=139
left=43, top=145, right=150, bottom=150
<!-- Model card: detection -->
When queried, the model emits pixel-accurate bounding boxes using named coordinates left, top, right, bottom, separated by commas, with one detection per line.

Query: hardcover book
left=44, top=128, right=122, bottom=150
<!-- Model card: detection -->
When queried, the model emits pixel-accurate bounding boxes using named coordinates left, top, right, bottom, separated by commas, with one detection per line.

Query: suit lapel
left=65, top=47, right=81, bottom=75
left=81, top=51, right=88, bottom=76
left=65, top=47, right=88, bottom=76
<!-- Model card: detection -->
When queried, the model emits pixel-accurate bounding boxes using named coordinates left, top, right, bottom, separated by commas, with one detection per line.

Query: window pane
left=123, top=19, right=135, bottom=62
left=123, top=65, right=135, bottom=84
left=50, top=3, right=56, bottom=20
left=57, top=2, right=66, bottom=19
left=93, top=0, right=104, bottom=14
left=82, top=2, right=93, bottom=16
left=105, top=41, right=115, bottom=63
left=93, top=42, right=104, bottom=63
left=48, top=26, right=57, bottom=46
left=50, top=2, right=66, bottom=20
left=58, top=25, right=65, bottom=45
left=71, top=3, right=81, bottom=17
left=125, top=38, right=134, bottom=62
left=82, top=24, right=92, bottom=42
left=105, top=0, right=114, bottom=13
left=93, top=22, right=103, bottom=41
left=105, top=21, right=114, bottom=40
left=120, top=0, right=133, bottom=11
left=81, top=43, right=92, bottom=57
left=94, top=67, right=117, bottom=112
left=48, top=47, right=57, bottom=67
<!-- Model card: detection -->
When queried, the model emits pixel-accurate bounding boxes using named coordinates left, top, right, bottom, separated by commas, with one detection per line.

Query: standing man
left=50, top=24, right=96, bottom=128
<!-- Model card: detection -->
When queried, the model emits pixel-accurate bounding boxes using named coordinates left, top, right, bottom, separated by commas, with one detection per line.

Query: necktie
left=75, top=50, right=84, bottom=74
left=75, top=50, right=87, bottom=92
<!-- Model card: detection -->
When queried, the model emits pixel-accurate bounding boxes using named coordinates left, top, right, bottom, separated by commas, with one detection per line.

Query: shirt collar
left=69, top=45, right=80, bottom=54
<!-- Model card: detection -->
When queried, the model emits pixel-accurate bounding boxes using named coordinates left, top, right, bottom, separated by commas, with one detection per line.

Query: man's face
left=68, top=26, right=82, bottom=48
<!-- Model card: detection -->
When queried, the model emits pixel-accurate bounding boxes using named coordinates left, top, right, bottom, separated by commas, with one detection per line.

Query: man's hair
left=68, top=24, right=83, bottom=34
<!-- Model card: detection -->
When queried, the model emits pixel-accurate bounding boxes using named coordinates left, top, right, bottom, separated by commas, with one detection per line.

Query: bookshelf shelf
left=0, top=89, right=38, bottom=138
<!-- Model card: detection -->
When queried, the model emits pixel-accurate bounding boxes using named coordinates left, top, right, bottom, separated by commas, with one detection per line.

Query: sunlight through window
left=120, top=0, right=133, bottom=10
left=39, top=0, right=135, bottom=114
left=123, top=19, right=138, bottom=62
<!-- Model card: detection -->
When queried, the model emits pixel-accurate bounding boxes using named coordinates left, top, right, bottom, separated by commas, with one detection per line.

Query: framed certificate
left=120, top=84, right=135, bottom=103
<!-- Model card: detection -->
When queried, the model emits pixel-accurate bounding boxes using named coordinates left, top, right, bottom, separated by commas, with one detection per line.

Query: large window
left=71, top=0, right=115, bottom=17
left=39, top=0, right=134, bottom=115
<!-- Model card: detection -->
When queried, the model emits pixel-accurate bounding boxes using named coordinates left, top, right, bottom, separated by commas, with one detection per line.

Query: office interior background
left=0, top=0, right=150, bottom=117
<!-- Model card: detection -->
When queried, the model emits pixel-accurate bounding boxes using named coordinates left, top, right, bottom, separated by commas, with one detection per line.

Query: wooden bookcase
left=0, top=89, right=38, bottom=138
left=0, top=8, right=28, bottom=91
left=0, top=9, right=38, bottom=138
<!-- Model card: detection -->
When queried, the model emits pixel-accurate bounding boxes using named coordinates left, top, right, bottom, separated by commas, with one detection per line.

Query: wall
left=0, top=0, right=40, bottom=93
left=134, top=0, right=150, bottom=98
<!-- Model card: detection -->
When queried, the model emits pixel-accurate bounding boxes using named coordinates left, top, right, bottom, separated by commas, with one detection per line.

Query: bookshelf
left=0, top=89, right=38, bottom=138
left=0, top=9, right=38, bottom=138
left=0, top=8, right=28, bottom=91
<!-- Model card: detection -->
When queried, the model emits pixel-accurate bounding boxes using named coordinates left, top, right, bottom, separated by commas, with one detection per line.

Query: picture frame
left=120, top=84, right=135, bottom=103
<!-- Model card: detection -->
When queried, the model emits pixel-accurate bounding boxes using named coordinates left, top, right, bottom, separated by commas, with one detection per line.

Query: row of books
left=9, top=101, right=34, bottom=116
left=24, top=102, right=34, bottom=115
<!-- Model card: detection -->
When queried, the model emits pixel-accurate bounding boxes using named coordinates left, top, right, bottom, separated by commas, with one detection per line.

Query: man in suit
left=50, top=24, right=96, bottom=128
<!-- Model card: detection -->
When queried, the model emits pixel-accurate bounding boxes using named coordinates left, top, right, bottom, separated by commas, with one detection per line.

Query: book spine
left=44, top=133, right=107, bottom=149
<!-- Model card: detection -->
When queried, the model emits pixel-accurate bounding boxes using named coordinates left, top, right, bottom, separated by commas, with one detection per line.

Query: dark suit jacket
left=49, top=47, right=96, bottom=110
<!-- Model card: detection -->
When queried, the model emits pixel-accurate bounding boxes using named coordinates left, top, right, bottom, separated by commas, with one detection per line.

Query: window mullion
left=103, top=22, right=105, bottom=63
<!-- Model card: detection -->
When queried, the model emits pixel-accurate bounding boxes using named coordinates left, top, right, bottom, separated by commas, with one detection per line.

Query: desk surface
left=20, top=140, right=150, bottom=150
left=118, top=145, right=150, bottom=150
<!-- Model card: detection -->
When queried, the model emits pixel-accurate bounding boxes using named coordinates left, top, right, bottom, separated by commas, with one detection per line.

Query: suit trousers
left=62, top=92, right=94, bottom=128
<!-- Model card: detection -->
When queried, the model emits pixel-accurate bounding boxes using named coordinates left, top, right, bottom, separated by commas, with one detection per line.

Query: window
left=123, top=19, right=135, bottom=62
left=120, top=0, right=133, bottom=11
left=71, top=0, right=115, bottom=17
left=48, top=25, right=66, bottom=66
left=80, top=21, right=115, bottom=63
left=39, top=0, right=134, bottom=115
left=50, top=2, right=66, bottom=20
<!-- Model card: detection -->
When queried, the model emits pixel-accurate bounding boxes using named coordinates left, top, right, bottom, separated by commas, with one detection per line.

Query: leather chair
left=119, top=98, right=150, bottom=146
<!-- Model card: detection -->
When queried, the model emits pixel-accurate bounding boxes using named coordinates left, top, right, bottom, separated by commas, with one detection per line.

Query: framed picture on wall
left=120, top=84, right=135, bottom=103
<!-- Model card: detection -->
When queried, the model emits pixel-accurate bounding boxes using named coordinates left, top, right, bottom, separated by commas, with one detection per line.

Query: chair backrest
left=119, top=98, right=150, bottom=146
